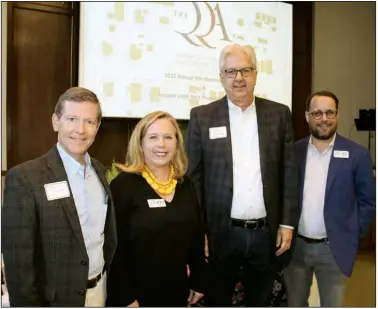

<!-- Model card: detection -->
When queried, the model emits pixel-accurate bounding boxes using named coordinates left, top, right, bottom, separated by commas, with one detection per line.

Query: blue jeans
left=284, top=236, right=347, bottom=307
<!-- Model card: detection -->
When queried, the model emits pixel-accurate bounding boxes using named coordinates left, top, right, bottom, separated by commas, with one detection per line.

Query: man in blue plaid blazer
left=2, top=87, right=117, bottom=306
left=187, top=44, right=298, bottom=306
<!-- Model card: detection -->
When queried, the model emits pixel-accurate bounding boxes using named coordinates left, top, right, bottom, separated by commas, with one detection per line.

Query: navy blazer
left=296, top=134, right=375, bottom=277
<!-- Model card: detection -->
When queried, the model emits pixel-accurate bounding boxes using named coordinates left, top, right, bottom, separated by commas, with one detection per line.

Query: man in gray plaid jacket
left=187, top=44, right=298, bottom=307
left=2, top=87, right=117, bottom=306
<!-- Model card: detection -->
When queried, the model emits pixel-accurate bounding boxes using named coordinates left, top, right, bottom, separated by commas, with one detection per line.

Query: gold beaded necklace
left=141, top=164, right=177, bottom=195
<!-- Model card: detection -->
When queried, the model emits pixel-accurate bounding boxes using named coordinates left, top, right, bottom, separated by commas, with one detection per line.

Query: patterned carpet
left=195, top=269, right=287, bottom=307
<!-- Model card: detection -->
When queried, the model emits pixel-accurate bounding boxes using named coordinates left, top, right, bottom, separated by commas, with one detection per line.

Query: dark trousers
left=205, top=225, right=277, bottom=307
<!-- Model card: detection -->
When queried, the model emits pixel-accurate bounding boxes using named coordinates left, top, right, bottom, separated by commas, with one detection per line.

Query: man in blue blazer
left=284, top=90, right=375, bottom=307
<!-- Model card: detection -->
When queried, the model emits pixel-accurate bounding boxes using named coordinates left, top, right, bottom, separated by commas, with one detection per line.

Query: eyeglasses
left=223, top=67, right=255, bottom=78
left=309, top=110, right=338, bottom=120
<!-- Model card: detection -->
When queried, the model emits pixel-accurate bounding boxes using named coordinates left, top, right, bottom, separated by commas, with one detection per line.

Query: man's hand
left=187, top=289, right=204, bottom=306
left=127, top=300, right=139, bottom=307
left=275, top=226, right=293, bottom=256
left=205, top=234, right=209, bottom=258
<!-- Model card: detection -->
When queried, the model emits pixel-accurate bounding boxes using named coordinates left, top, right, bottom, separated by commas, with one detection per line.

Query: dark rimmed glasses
left=309, top=110, right=338, bottom=120
left=224, top=67, right=255, bottom=78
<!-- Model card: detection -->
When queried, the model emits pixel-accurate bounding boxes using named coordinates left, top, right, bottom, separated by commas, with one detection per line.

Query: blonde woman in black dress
left=106, top=111, right=207, bottom=307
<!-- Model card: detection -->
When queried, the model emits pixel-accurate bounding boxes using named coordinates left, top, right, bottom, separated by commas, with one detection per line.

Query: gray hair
left=219, top=44, right=258, bottom=72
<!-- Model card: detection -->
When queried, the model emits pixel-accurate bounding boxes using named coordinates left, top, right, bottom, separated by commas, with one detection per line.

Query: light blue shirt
left=57, top=143, right=107, bottom=277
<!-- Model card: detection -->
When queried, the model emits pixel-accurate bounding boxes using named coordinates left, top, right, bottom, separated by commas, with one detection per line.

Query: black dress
left=106, top=172, right=207, bottom=307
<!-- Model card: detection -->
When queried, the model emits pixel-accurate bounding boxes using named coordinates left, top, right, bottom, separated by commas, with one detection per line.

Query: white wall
left=313, top=2, right=376, bottom=165
left=310, top=3, right=375, bottom=306
left=1, top=2, right=7, bottom=171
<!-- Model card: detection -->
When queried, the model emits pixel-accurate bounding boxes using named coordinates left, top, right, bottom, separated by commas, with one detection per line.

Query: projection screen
left=79, top=2, right=293, bottom=119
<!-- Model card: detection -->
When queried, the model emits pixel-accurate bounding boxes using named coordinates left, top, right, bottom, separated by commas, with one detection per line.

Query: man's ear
left=305, top=111, right=310, bottom=124
left=219, top=72, right=226, bottom=88
left=52, top=113, right=59, bottom=132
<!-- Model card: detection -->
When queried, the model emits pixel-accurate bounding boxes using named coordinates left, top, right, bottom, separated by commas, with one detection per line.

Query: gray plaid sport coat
left=2, top=145, right=117, bottom=306
left=186, top=96, right=298, bottom=264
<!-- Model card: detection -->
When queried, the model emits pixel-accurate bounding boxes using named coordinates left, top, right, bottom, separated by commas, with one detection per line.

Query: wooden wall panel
left=291, top=1, right=313, bottom=140
left=7, top=2, right=76, bottom=168
left=90, top=118, right=139, bottom=168
left=291, top=53, right=311, bottom=139
left=30, top=2, right=72, bottom=9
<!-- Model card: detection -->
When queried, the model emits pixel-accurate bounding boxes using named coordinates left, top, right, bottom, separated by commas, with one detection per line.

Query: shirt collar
left=56, top=142, right=92, bottom=177
left=227, top=97, right=256, bottom=114
left=308, top=133, right=337, bottom=154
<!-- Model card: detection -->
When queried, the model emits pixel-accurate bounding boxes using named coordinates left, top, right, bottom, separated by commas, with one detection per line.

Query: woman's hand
left=127, top=300, right=139, bottom=307
left=187, top=289, right=204, bottom=306
left=205, top=234, right=209, bottom=258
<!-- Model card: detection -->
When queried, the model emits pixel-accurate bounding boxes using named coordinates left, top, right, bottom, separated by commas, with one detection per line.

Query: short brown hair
left=306, top=90, right=339, bottom=111
left=54, top=87, right=102, bottom=121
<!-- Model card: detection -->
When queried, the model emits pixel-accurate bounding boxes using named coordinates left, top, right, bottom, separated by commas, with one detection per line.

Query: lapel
left=91, top=159, right=111, bottom=199
left=45, top=145, right=86, bottom=247
left=255, top=98, right=271, bottom=185
left=215, top=97, right=233, bottom=172
left=325, top=134, right=345, bottom=202
left=298, top=138, right=310, bottom=210
left=91, top=159, right=113, bottom=233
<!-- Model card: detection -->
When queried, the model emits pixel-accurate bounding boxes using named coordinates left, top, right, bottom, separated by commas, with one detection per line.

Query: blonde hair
left=219, top=44, right=258, bottom=72
left=116, top=111, right=188, bottom=179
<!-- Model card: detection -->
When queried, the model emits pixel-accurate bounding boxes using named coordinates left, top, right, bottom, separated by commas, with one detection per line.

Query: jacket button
left=81, top=261, right=87, bottom=265
left=78, top=290, right=85, bottom=296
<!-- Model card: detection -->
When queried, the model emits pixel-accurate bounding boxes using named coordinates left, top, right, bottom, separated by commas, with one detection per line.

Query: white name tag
left=334, top=150, right=349, bottom=159
left=44, top=181, right=70, bottom=201
left=209, top=126, right=227, bottom=139
left=147, top=199, right=167, bottom=208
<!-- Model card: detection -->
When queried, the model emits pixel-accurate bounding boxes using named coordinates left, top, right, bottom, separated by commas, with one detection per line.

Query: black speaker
left=354, top=109, right=375, bottom=131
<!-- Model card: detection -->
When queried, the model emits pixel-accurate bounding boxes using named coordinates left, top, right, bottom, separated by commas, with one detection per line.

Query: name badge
left=333, top=150, right=349, bottom=159
left=209, top=126, right=227, bottom=139
left=147, top=199, right=167, bottom=208
left=44, top=181, right=70, bottom=201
